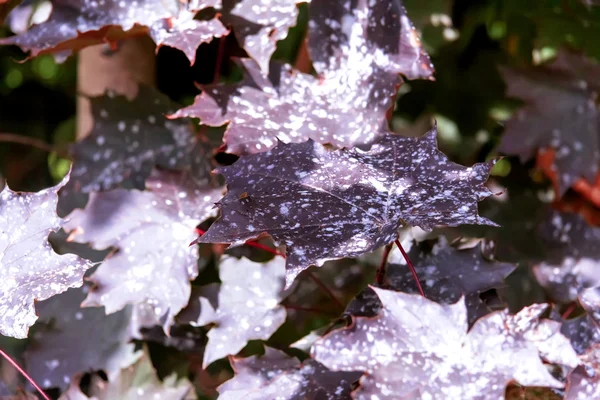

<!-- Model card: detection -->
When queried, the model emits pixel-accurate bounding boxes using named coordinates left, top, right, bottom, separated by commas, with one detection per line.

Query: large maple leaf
left=218, top=346, right=361, bottom=400
left=0, top=174, right=92, bottom=339
left=312, top=288, right=579, bottom=399
left=63, top=169, right=222, bottom=331
left=24, top=286, right=134, bottom=391
left=64, top=86, right=204, bottom=196
left=499, top=49, right=600, bottom=194
left=181, top=256, right=288, bottom=367
left=171, top=0, right=434, bottom=155
left=198, top=127, right=496, bottom=287
left=347, top=237, right=515, bottom=324
left=0, top=0, right=227, bottom=64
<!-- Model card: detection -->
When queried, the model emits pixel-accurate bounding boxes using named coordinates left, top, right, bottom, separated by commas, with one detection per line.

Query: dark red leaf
left=347, top=237, right=515, bottom=325
left=199, top=127, right=496, bottom=287
left=24, top=286, right=134, bottom=391
left=499, top=49, right=600, bottom=194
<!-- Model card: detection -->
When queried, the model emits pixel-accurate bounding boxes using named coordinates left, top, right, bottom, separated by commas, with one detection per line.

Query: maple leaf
left=220, top=0, right=300, bottom=74
left=63, top=86, right=204, bottom=197
left=171, top=0, right=434, bottom=155
left=347, top=237, right=515, bottom=324
left=565, top=343, right=600, bottom=400
left=24, top=286, right=134, bottom=391
left=560, top=312, right=600, bottom=355
left=198, top=128, right=496, bottom=287
left=499, top=49, right=600, bottom=194
left=181, top=256, right=287, bottom=367
left=61, top=347, right=194, bottom=400
left=312, top=288, right=579, bottom=399
left=0, top=0, right=227, bottom=63
left=562, top=290, right=600, bottom=398
left=149, top=12, right=228, bottom=66
left=0, top=174, right=92, bottom=339
left=63, top=169, right=222, bottom=331
left=218, top=346, right=361, bottom=400
left=531, top=211, right=600, bottom=304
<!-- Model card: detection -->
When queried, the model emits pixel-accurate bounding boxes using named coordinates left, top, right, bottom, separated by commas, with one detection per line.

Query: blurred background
left=1, top=0, right=598, bottom=192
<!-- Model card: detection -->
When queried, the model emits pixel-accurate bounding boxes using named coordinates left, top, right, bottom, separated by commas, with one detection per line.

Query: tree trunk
left=76, top=35, right=156, bottom=139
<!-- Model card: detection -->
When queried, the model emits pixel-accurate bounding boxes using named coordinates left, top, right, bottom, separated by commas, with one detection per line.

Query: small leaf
left=222, top=0, right=300, bottom=74
left=184, top=256, right=287, bottom=367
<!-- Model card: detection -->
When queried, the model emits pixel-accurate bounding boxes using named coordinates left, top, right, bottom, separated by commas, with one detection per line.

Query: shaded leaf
left=62, top=347, right=195, bottom=400
left=64, top=86, right=202, bottom=196
left=499, top=49, right=600, bottom=194
left=0, top=174, right=92, bottom=339
left=559, top=312, right=600, bottom=355
left=171, top=0, right=433, bottom=155
left=199, top=128, right=496, bottom=287
left=532, top=211, right=600, bottom=304
left=218, top=346, right=360, bottom=399
left=565, top=343, right=600, bottom=400
left=183, top=256, right=287, bottom=367
left=63, top=169, right=222, bottom=331
left=312, top=288, right=579, bottom=399
left=24, top=286, right=134, bottom=391
left=347, top=237, right=515, bottom=325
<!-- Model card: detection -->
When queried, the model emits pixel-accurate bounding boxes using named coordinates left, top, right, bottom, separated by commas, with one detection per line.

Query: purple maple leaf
left=24, top=286, right=134, bottom=391
left=64, top=86, right=206, bottom=196
left=171, top=0, right=434, bottom=155
left=0, top=0, right=227, bottom=64
left=565, top=344, right=600, bottom=399
left=312, top=288, right=579, bottom=399
left=499, top=49, right=600, bottom=194
left=218, top=346, right=361, bottom=399
left=533, top=211, right=600, bottom=304
left=199, top=127, right=496, bottom=287
left=0, top=174, right=92, bottom=339
left=182, top=256, right=288, bottom=367
left=347, top=237, right=515, bottom=325
left=63, top=169, right=222, bottom=331
left=221, top=0, right=300, bottom=74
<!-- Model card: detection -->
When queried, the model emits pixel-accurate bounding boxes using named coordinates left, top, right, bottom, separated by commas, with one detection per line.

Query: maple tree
left=1, top=0, right=600, bottom=399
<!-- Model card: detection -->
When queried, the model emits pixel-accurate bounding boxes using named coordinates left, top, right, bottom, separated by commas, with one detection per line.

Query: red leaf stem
left=394, top=239, right=425, bottom=297
left=0, top=348, right=50, bottom=400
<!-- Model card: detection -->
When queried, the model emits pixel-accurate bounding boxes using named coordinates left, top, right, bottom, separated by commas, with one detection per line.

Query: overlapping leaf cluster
left=1, top=0, right=600, bottom=399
